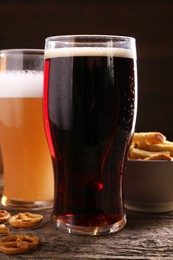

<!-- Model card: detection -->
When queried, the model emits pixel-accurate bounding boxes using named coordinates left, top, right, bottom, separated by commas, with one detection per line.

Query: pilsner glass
left=43, top=35, right=137, bottom=235
left=0, top=49, right=54, bottom=209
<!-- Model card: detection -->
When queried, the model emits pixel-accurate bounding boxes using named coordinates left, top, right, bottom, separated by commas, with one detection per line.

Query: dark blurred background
left=1, top=0, right=173, bottom=139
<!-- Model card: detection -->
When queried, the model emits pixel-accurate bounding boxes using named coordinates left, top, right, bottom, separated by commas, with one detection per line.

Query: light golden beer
left=0, top=70, right=54, bottom=208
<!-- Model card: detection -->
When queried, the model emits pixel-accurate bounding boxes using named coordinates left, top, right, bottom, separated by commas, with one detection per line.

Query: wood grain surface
left=0, top=207, right=173, bottom=259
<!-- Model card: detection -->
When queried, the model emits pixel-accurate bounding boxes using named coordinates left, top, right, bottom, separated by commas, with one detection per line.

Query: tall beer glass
left=0, top=49, right=54, bottom=209
left=43, top=35, right=137, bottom=235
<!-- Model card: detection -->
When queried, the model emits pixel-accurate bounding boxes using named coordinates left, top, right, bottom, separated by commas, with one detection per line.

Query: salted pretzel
left=9, top=212, right=43, bottom=228
left=129, top=132, right=173, bottom=160
left=0, top=210, right=11, bottom=223
left=0, top=234, right=40, bottom=254
left=132, top=132, right=166, bottom=144
left=0, top=224, right=9, bottom=234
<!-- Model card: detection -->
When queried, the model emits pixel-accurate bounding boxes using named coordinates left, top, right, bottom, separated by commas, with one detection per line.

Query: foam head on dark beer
left=45, top=47, right=136, bottom=59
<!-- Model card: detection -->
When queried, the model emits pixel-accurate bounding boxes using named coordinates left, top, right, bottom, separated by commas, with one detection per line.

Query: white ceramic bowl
left=124, top=160, right=173, bottom=213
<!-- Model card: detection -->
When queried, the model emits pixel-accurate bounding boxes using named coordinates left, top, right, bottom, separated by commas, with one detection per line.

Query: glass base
left=1, top=197, right=53, bottom=210
left=52, top=215, right=126, bottom=236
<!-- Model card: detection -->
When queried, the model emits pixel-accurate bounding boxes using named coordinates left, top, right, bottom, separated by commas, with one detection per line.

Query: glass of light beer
left=43, top=35, right=137, bottom=235
left=0, top=49, right=54, bottom=209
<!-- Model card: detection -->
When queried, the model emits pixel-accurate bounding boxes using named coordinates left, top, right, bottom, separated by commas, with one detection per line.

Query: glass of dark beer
left=43, top=35, right=137, bottom=235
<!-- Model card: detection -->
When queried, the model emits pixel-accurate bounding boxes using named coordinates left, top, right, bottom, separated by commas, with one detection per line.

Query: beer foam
left=45, top=47, right=136, bottom=59
left=0, top=71, right=43, bottom=98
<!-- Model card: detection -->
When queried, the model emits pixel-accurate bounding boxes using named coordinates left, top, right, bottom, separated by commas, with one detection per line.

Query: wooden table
left=0, top=205, right=173, bottom=260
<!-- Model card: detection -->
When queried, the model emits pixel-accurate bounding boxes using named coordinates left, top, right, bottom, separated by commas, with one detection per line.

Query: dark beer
left=43, top=47, right=137, bottom=229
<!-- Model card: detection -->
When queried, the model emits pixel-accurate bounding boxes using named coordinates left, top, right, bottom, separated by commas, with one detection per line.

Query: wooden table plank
left=1, top=207, right=173, bottom=259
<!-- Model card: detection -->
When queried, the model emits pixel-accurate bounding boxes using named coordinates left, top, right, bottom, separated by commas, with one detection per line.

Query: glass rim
left=45, top=34, right=136, bottom=43
left=0, top=49, right=44, bottom=55
left=44, top=35, right=137, bottom=59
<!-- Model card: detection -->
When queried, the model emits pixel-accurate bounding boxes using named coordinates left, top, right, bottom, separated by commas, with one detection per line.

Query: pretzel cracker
left=0, top=210, right=11, bottom=223
left=0, top=234, right=40, bottom=255
left=9, top=212, right=43, bottom=228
